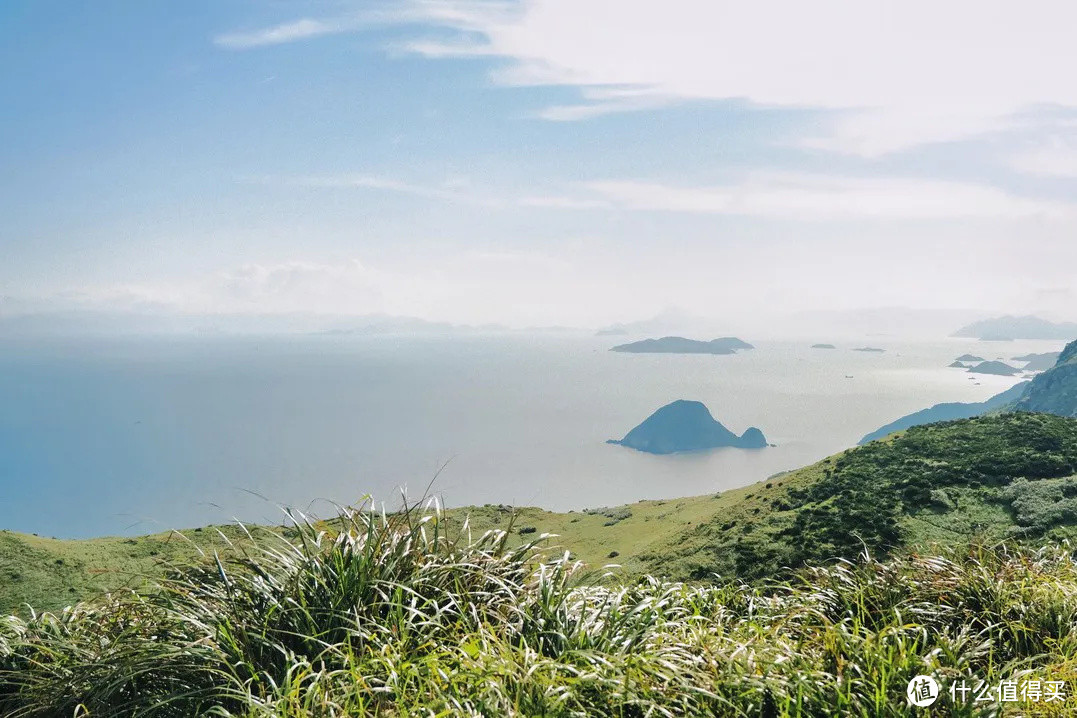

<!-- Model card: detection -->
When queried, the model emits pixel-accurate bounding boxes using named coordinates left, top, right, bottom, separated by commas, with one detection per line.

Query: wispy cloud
left=580, top=173, right=1073, bottom=221
left=245, top=170, right=1074, bottom=221
left=517, top=195, right=609, bottom=209
left=243, top=173, right=505, bottom=206
left=215, top=18, right=361, bottom=49
left=212, top=2, right=514, bottom=50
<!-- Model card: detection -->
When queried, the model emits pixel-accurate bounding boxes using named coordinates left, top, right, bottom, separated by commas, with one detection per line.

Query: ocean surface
left=0, top=333, right=1058, bottom=538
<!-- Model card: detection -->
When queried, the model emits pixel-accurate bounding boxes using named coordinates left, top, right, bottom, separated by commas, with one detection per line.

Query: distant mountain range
left=0, top=310, right=525, bottom=337
left=952, top=315, right=1077, bottom=341
left=594, top=307, right=703, bottom=337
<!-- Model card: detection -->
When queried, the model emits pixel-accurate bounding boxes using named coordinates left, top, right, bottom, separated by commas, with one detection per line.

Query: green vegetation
left=642, top=412, right=1077, bottom=581
left=4, top=502, right=1077, bottom=716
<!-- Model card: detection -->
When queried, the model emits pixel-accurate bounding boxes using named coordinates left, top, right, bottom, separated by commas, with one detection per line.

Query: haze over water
left=0, top=332, right=1053, bottom=538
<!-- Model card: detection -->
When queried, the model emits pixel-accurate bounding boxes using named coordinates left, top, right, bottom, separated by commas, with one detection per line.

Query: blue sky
left=3, top=0, right=1077, bottom=329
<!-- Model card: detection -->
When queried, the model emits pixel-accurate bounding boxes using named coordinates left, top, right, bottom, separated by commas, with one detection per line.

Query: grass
left=3, top=500, right=1077, bottom=716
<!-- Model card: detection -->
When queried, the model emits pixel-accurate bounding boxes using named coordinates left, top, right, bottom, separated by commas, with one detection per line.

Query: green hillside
left=639, top=412, right=1077, bottom=580
left=5, top=413, right=1077, bottom=616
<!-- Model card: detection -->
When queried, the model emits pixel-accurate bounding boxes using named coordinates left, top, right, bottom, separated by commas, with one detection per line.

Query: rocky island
left=610, top=336, right=754, bottom=355
left=811, top=343, right=836, bottom=349
left=967, top=360, right=1020, bottom=376
left=853, top=347, right=885, bottom=353
left=608, top=400, right=768, bottom=454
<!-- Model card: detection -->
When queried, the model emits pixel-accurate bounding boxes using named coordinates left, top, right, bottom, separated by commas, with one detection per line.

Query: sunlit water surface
left=0, top=333, right=1055, bottom=537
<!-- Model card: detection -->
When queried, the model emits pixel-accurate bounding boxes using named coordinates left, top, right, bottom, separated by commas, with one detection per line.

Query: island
left=610, top=336, right=754, bottom=355
left=967, top=360, right=1020, bottom=376
left=811, top=343, right=836, bottom=349
left=607, top=400, right=768, bottom=454
left=853, top=347, right=885, bottom=353
left=955, top=354, right=985, bottom=362
left=948, top=361, right=968, bottom=368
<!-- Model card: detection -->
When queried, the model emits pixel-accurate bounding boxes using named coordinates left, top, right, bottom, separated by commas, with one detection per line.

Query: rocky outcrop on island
left=608, top=400, right=768, bottom=454
left=610, top=336, right=754, bottom=355
left=952, top=316, right=1077, bottom=341
left=858, top=382, right=1030, bottom=444
left=967, top=361, right=1020, bottom=376
left=811, top=343, right=836, bottom=349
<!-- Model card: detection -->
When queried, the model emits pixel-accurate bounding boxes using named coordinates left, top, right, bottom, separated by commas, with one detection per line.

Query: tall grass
left=2, top=502, right=1076, bottom=716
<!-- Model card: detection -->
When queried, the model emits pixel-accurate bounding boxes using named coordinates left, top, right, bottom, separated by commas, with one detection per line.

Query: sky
left=3, top=0, right=1077, bottom=330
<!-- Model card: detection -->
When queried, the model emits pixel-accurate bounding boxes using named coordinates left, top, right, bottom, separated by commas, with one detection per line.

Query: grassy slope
left=6, top=412, right=1077, bottom=614
left=0, top=525, right=269, bottom=614
left=639, top=412, right=1077, bottom=581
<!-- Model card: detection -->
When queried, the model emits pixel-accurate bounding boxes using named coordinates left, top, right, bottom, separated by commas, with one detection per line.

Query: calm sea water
left=0, top=333, right=1055, bottom=538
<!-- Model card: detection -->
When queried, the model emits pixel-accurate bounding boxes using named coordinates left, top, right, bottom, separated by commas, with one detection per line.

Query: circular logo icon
left=907, top=675, right=940, bottom=707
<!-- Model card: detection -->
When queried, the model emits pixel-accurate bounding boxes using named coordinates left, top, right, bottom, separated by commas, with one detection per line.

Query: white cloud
left=383, top=0, right=1077, bottom=156
left=214, top=1, right=1077, bottom=154
left=581, top=173, right=1074, bottom=220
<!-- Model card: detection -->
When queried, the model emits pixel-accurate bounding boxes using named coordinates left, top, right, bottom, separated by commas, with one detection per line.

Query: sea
left=0, top=333, right=1060, bottom=538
